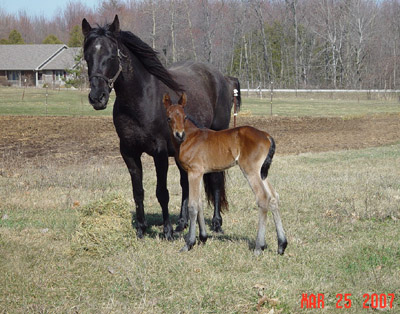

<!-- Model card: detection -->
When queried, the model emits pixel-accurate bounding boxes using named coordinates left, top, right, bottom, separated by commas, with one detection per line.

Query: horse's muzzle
left=88, top=89, right=109, bottom=110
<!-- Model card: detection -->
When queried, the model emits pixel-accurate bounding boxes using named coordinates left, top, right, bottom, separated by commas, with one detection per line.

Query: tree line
left=1, top=0, right=399, bottom=90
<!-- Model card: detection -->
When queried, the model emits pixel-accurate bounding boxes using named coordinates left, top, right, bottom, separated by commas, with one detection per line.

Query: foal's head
left=163, top=93, right=187, bottom=143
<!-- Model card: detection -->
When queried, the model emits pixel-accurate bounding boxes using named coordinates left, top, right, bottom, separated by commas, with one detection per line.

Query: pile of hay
left=71, top=194, right=136, bottom=256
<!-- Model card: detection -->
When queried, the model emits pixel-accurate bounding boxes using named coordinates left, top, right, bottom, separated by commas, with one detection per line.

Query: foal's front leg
left=181, top=172, right=204, bottom=252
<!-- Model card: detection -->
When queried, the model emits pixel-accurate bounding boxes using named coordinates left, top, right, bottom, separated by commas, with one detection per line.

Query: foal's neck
left=184, top=117, right=202, bottom=135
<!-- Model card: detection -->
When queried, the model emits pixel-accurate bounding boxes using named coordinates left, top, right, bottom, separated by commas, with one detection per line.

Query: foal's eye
left=184, top=116, right=188, bottom=121
left=167, top=117, right=171, bottom=122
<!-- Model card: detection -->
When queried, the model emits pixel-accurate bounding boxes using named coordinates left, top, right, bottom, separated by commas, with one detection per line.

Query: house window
left=7, top=71, right=20, bottom=81
left=55, top=70, right=64, bottom=81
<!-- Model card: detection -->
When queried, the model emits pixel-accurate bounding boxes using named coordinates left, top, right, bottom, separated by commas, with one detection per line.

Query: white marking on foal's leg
left=265, top=180, right=287, bottom=255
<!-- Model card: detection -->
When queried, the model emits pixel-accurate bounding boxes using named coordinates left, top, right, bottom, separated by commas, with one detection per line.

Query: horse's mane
left=85, top=23, right=184, bottom=93
left=186, top=113, right=206, bottom=129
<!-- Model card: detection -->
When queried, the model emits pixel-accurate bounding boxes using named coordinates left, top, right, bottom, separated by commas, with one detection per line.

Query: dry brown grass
left=1, top=143, right=399, bottom=313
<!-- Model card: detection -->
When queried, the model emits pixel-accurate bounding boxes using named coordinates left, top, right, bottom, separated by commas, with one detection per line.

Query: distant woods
left=0, top=0, right=399, bottom=90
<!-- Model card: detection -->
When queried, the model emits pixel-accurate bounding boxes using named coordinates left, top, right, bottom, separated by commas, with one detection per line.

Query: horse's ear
left=178, top=93, right=187, bottom=108
left=82, top=18, right=92, bottom=37
left=109, top=15, right=120, bottom=34
left=163, top=93, right=171, bottom=109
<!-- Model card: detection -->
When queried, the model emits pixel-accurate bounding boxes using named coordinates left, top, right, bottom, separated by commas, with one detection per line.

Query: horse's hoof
left=212, top=225, right=224, bottom=234
left=175, top=220, right=188, bottom=233
left=163, top=224, right=174, bottom=241
left=211, top=219, right=223, bottom=233
left=136, top=229, right=145, bottom=239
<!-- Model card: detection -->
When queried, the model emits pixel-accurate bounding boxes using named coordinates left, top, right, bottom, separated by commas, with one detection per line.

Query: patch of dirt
left=1, top=113, right=400, bottom=166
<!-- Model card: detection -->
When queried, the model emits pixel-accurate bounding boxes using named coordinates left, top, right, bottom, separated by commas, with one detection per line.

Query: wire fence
left=1, top=86, right=399, bottom=117
left=0, top=86, right=114, bottom=116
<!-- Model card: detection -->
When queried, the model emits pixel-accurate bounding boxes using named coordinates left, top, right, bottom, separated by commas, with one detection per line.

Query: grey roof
left=40, top=47, right=81, bottom=70
left=0, top=44, right=80, bottom=71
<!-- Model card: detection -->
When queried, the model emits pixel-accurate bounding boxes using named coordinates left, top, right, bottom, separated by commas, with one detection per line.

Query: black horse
left=82, top=15, right=233, bottom=239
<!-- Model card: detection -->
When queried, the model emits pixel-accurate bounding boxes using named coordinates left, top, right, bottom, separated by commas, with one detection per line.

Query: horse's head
left=82, top=15, right=122, bottom=110
left=163, top=93, right=187, bottom=143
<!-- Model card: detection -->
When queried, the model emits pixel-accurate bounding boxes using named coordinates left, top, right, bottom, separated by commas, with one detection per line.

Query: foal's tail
left=260, top=135, right=276, bottom=180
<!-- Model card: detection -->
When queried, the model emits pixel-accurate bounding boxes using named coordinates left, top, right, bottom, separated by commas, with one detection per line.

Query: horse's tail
left=236, top=79, right=242, bottom=112
left=203, top=172, right=229, bottom=213
left=260, top=135, right=276, bottom=180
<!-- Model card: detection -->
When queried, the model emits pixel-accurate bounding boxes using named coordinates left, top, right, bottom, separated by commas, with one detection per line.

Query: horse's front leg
left=175, top=161, right=189, bottom=232
left=153, top=151, right=174, bottom=240
left=121, top=149, right=147, bottom=238
left=181, top=172, right=203, bottom=252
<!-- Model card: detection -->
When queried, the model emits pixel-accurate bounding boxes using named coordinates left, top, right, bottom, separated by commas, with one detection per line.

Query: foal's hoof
left=199, top=233, right=208, bottom=244
left=175, top=219, right=188, bottom=233
left=254, top=249, right=263, bottom=256
left=179, top=240, right=195, bottom=252
left=278, top=239, right=288, bottom=255
left=180, top=245, right=190, bottom=252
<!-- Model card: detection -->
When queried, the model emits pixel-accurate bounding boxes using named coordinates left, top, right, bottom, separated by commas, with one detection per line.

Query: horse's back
left=168, top=61, right=231, bottom=130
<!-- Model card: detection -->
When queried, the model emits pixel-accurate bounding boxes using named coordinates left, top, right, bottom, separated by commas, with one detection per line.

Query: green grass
left=2, top=86, right=400, bottom=117
left=0, top=87, right=113, bottom=116
left=241, top=96, right=400, bottom=117
left=1, top=144, right=399, bottom=313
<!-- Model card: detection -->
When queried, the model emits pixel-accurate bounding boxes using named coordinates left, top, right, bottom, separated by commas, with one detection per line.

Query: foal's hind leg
left=264, top=179, right=287, bottom=255
left=242, top=172, right=270, bottom=256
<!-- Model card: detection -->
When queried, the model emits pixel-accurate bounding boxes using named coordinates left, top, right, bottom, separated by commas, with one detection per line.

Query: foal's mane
left=85, top=23, right=184, bottom=93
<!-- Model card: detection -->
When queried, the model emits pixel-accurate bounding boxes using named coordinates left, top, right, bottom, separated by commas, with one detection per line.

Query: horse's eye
left=184, top=116, right=188, bottom=120
left=167, top=117, right=171, bottom=122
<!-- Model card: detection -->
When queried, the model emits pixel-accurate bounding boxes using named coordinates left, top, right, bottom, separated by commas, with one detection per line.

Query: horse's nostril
left=99, top=92, right=106, bottom=102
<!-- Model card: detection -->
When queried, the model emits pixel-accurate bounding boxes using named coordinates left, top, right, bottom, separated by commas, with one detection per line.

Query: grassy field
left=0, top=86, right=399, bottom=312
left=1, top=144, right=399, bottom=313
left=0, top=87, right=113, bottom=116
left=242, top=95, right=400, bottom=117
left=1, top=86, right=400, bottom=117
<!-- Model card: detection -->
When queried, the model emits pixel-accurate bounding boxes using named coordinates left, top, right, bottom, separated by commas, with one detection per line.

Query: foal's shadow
left=132, top=213, right=258, bottom=251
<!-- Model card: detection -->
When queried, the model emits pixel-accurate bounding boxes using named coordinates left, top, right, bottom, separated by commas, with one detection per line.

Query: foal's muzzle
left=174, top=131, right=186, bottom=143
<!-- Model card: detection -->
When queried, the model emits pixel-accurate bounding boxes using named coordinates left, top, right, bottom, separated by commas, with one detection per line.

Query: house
left=0, top=44, right=81, bottom=87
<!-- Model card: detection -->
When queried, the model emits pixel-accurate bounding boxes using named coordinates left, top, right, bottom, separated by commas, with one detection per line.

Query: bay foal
left=163, top=93, right=287, bottom=255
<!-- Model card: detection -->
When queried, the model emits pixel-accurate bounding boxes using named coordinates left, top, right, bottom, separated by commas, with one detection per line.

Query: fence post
left=270, top=81, right=274, bottom=116
left=45, top=86, right=48, bottom=115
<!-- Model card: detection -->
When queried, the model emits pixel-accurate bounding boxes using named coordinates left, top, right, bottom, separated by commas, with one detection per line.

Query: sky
left=0, top=0, right=100, bottom=19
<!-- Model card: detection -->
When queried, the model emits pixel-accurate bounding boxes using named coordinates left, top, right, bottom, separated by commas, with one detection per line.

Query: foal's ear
left=178, top=93, right=187, bottom=108
left=109, top=15, right=120, bottom=34
left=163, top=93, right=172, bottom=109
left=82, top=18, right=92, bottom=37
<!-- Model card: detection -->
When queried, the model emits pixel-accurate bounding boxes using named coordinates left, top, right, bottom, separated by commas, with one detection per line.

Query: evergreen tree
left=68, top=25, right=84, bottom=47
left=43, top=34, right=63, bottom=44
left=7, top=30, right=24, bottom=44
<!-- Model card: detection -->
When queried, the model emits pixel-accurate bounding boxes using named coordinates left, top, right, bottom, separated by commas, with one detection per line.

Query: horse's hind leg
left=175, top=161, right=189, bottom=232
left=264, top=179, right=287, bottom=255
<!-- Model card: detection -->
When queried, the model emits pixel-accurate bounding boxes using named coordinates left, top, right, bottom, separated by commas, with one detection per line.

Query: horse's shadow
left=131, top=212, right=258, bottom=251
